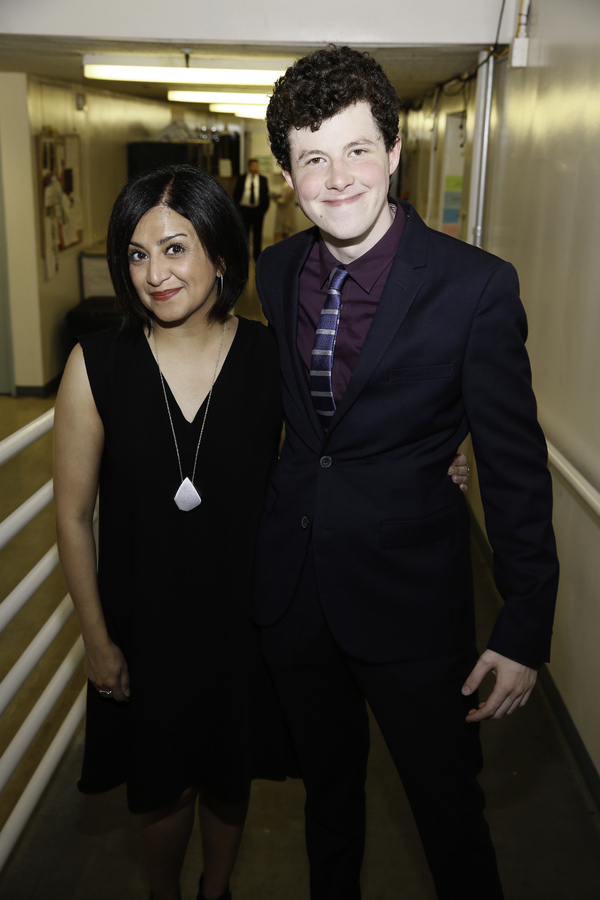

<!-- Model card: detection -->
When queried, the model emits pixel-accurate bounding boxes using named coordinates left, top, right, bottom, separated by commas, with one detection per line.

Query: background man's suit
left=233, top=168, right=270, bottom=261
left=252, top=201, right=559, bottom=899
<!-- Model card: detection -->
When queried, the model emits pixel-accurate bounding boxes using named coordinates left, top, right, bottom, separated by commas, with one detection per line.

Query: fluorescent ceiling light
left=209, top=104, right=268, bottom=119
left=85, top=66, right=282, bottom=85
left=83, top=54, right=287, bottom=86
left=168, top=91, right=270, bottom=104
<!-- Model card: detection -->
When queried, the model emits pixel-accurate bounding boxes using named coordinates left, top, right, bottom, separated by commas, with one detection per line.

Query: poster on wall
left=442, top=174, right=463, bottom=239
left=37, top=133, right=83, bottom=279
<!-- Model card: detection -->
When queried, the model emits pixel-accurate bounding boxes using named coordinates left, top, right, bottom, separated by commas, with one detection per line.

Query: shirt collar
left=316, top=201, right=407, bottom=292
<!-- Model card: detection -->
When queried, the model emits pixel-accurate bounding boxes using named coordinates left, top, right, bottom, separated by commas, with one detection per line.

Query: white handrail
left=0, top=407, right=86, bottom=878
left=0, top=637, right=84, bottom=794
left=0, top=409, right=54, bottom=466
left=0, top=545, right=60, bottom=634
left=0, top=480, right=54, bottom=551
left=0, top=595, right=74, bottom=717
left=547, top=441, right=600, bottom=520
left=0, top=687, right=86, bottom=872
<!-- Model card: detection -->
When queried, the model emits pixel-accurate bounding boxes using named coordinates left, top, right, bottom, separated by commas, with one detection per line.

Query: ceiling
left=0, top=35, right=486, bottom=108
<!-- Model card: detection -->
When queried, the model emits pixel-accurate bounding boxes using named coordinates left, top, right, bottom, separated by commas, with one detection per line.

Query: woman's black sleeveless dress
left=77, top=318, right=286, bottom=814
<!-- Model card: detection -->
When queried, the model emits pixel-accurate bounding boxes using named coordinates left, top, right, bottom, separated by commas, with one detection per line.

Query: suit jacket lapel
left=280, top=230, right=326, bottom=440
left=329, top=206, right=429, bottom=433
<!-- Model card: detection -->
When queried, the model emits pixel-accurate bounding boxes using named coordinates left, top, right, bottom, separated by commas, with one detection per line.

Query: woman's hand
left=448, top=452, right=470, bottom=492
left=86, top=639, right=130, bottom=703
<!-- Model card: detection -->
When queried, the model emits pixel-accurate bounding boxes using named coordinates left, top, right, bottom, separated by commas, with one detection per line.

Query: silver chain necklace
left=150, top=321, right=226, bottom=511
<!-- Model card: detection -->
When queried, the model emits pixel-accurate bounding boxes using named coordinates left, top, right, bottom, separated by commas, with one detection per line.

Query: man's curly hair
left=266, top=45, right=402, bottom=172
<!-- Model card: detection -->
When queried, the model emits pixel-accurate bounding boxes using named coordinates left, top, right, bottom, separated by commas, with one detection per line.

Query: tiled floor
left=1, top=278, right=600, bottom=897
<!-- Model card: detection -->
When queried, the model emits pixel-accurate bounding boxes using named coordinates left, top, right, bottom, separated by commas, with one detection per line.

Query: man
left=252, top=46, right=559, bottom=899
left=233, top=157, right=270, bottom=261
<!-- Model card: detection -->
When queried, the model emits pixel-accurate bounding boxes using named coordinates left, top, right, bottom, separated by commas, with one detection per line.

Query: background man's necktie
left=310, top=265, right=349, bottom=421
left=250, top=176, right=256, bottom=205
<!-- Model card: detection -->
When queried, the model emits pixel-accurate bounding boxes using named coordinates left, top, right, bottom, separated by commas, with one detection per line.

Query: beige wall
left=405, top=0, right=600, bottom=775
left=0, top=74, right=43, bottom=389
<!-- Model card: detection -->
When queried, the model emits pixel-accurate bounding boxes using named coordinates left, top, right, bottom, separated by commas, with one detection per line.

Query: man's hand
left=461, top=649, right=537, bottom=722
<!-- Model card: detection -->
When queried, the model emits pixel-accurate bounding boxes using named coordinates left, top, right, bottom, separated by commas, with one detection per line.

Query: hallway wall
left=402, top=90, right=475, bottom=239
left=0, top=74, right=43, bottom=391
left=483, top=0, right=600, bottom=777
left=405, top=0, right=600, bottom=779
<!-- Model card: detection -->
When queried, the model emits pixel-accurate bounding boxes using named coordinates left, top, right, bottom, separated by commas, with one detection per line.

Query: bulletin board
left=38, top=133, right=84, bottom=276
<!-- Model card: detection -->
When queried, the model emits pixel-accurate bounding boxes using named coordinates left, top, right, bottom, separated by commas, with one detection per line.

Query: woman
left=54, top=164, right=287, bottom=900
left=54, top=164, right=469, bottom=900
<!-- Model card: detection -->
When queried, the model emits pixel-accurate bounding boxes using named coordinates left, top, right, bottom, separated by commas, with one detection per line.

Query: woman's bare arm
left=54, top=344, right=130, bottom=701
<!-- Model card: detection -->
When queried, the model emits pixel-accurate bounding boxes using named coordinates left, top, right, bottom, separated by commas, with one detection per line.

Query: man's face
left=282, top=101, right=401, bottom=261
left=248, top=160, right=259, bottom=175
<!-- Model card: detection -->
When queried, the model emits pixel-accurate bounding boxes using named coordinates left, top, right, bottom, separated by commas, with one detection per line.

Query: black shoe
left=197, top=873, right=232, bottom=900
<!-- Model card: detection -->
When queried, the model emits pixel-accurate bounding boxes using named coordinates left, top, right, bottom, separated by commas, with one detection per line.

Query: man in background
left=234, top=158, right=270, bottom=261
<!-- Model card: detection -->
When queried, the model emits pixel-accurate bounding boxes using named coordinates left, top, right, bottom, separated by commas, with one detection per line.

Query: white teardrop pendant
left=174, top=477, right=202, bottom=512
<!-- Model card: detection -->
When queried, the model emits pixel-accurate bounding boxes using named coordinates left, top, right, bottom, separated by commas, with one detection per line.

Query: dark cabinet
left=127, top=133, right=240, bottom=180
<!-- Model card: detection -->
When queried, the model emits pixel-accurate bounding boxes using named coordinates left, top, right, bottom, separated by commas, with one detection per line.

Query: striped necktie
left=310, top=265, right=349, bottom=421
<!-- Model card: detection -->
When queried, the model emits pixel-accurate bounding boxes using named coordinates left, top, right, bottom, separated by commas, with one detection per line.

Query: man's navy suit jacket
left=252, top=201, right=559, bottom=665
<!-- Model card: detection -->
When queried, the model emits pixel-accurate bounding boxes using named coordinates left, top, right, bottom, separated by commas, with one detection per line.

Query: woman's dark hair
left=266, top=45, right=402, bottom=172
left=107, top=164, right=248, bottom=330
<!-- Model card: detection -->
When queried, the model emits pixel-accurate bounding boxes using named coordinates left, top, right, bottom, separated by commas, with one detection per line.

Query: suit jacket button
left=301, top=516, right=310, bottom=529
left=320, top=456, right=332, bottom=468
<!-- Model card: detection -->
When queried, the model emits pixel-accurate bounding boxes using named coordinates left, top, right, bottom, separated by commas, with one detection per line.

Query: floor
left=1, top=277, right=600, bottom=898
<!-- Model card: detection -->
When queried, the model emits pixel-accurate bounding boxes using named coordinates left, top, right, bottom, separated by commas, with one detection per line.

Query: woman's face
left=128, top=205, right=220, bottom=327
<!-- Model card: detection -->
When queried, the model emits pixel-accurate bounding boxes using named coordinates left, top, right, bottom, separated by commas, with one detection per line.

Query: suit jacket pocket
left=389, top=364, right=454, bottom=382
left=380, top=504, right=460, bottom=548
